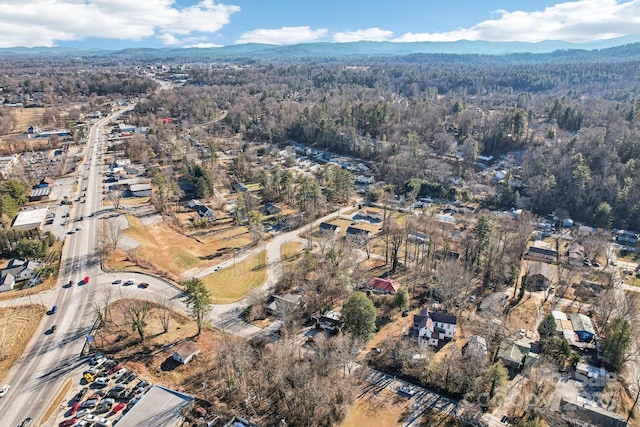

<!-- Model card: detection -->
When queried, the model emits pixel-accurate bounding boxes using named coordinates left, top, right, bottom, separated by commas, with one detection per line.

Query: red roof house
left=366, top=277, right=400, bottom=295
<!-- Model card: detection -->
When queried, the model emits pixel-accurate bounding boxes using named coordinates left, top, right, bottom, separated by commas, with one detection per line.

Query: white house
left=412, top=308, right=457, bottom=346
left=172, top=342, right=199, bottom=365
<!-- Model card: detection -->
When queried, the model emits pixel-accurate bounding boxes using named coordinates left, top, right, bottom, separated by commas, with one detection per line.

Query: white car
left=94, top=377, right=110, bottom=386
left=97, top=418, right=111, bottom=426
left=0, top=384, right=9, bottom=397
left=75, top=409, right=90, bottom=418
left=84, top=414, right=98, bottom=422
left=124, top=279, right=135, bottom=285
left=113, top=368, right=128, bottom=379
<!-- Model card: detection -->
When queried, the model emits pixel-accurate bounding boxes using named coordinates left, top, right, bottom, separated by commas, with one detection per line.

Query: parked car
left=112, top=279, right=122, bottom=285
left=398, top=386, right=416, bottom=397
left=50, top=306, right=58, bottom=314
left=124, top=279, right=135, bottom=286
left=113, top=369, right=127, bottom=379
left=94, top=377, right=110, bottom=386
left=75, top=409, right=90, bottom=418
left=81, top=399, right=98, bottom=408
left=59, top=419, right=77, bottom=427
left=97, top=418, right=111, bottom=427
left=74, top=388, right=88, bottom=401
left=107, top=365, right=122, bottom=375
left=84, top=415, right=98, bottom=423
left=402, top=308, right=410, bottom=317
left=50, top=325, right=57, bottom=333
left=0, top=384, right=10, bottom=397
left=70, top=402, right=82, bottom=415
left=19, top=418, right=32, bottom=427
left=138, top=282, right=149, bottom=289
left=112, top=402, right=126, bottom=413
left=83, top=373, right=94, bottom=383
left=83, top=276, right=89, bottom=284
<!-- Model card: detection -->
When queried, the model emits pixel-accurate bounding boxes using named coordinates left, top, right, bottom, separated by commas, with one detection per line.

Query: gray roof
left=527, top=262, right=554, bottom=280
left=116, top=385, right=194, bottom=427
left=30, top=187, right=51, bottom=197
left=570, top=313, right=596, bottom=335
left=130, top=183, right=152, bottom=192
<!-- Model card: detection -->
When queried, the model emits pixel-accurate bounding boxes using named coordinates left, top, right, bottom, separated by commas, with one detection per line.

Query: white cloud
left=235, top=26, right=328, bottom=45
left=0, top=0, right=240, bottom=48
left=393, top=0, right=640, bottom=43
left=184, top=42, right=222, bottom=48
left=333, top=27, right=393, bottom=43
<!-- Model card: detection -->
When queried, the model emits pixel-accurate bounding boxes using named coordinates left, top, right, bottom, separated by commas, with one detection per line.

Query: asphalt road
left=0, top=108, right=136, bottom=427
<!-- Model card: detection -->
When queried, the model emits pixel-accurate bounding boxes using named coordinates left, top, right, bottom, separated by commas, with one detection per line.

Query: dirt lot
left=342, top=388, right=411, bottom=427
left=0, top=304, right=47, bottom=381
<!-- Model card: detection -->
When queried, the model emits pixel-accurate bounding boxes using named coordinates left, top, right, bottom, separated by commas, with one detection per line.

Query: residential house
left=319, top=222, right=341, bottom=235
left=524, top=243, right=558, bottom=263
left=0, top=259, right=43, bottom=292
left=0, top=273, right=15, bottom=292
left=266, top=293, right=302, bottom=317
left=172, top=342, right=199, bottom=364
left=231, top=182, right=248, bottom=192
left=360, top=209, right=383, bottom=222
left=186, top=199, right=203, bottom=210
left=569, top=313, right=596, bottom=342
left=497, top=339, right=539, bottom=371
left=346, top=226, right=372, bottom=240
left=407, top=231, right=429, bottom=244
left=567, top=243, right=585, bottom=266
left=365, top=277, right=400, bottom=295
left=412, top=308, right=457, bottom=346
left=129, top=183, right=152, bottom=197
left=317, top=310, right=341, bottom=332
left=525, top=262, right=555, bottom=291
left=194, top=204, right=214, bottom=219
left=561, top=398, right=627, bottom=427
left=264, top=202, right=282, bottom=215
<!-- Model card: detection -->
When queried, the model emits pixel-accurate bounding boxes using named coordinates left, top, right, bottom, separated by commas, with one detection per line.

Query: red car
left=108, top=365, right=122, bottom=375
left=69, top=402, right=81, bottom=415
left=112, top=402, right=126, bottom=413
left=138, top=282, right=149, bottom=289
left=59, top=419, right=77, bottom=427
left=83, top=276, right=90, bottom=284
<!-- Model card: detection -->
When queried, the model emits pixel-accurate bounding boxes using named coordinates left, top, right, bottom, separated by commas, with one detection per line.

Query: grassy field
left=0, top=305, right=47, bottom=382
left=10, top=107, right=47, bottom=132
left=281, top=241, right=303, bottom=262
left=201, top=250, right=267, bottom=304
left=113, top=214, right=253, bottom=278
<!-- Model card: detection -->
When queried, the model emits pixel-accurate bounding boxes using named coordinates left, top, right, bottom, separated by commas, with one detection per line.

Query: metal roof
left=116, top=385, right=194, bottom=427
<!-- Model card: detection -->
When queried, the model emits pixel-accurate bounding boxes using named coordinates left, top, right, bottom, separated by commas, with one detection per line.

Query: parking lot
left=54, top=353, right=150, bottom=427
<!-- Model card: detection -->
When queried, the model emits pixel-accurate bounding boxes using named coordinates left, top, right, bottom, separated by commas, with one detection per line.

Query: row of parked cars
left=59, top=353, right=150, bottom=427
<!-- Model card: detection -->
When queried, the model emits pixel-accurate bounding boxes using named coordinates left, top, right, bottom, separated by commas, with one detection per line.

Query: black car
left=50, top=325, right=57, bottom=333
left=20, top=418, right=32, bottom=427
left=74, top=388, right=88, bottom=401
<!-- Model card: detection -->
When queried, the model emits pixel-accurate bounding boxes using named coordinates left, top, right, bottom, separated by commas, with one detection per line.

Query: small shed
left=172, top=342, right=199, bottom=365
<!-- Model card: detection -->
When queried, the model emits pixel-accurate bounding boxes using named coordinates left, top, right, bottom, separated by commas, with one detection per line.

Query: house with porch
left=411, top=308, right=457, bottom=346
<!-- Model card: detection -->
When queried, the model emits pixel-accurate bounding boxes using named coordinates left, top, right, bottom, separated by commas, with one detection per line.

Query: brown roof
left=174, top=342, right=198, bottom=358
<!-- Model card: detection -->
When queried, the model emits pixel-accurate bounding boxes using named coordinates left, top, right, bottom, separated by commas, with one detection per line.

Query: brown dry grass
left=507, top=298, right=539, bottom=333
left=96, top=298, right=219, bottom=396
left=0, top=304, right=47, bottom=381
left=342, top=388, right=410, bottom=427
left=105, top=214, right=253, bottom=279
left=281, top=241, right=303, bottom=263
left=10, top=107, right=47, bottom=132
left=201, top=250, right=267, bottom=304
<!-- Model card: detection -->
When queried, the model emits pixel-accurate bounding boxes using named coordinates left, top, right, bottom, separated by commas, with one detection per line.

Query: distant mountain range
left=3, top=35, right=640, bottom=62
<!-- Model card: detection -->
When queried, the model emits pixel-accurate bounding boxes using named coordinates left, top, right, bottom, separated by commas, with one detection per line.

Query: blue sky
left=1, top=0, right=639, bottom=49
